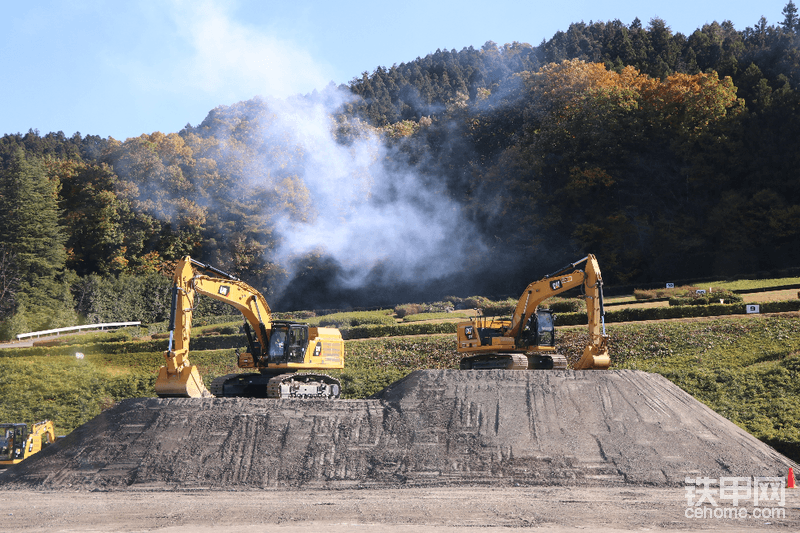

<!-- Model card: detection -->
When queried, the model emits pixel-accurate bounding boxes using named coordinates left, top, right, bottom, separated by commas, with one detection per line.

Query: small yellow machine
left=0, top=420, right=57, bottom=467
left=154, top=256, right=345, bottom=399
left=457, top=254, right=611, bottom=370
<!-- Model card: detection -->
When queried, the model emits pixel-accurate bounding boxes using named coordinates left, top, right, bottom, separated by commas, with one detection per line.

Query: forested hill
left=2, top=7, right=800, bottom=337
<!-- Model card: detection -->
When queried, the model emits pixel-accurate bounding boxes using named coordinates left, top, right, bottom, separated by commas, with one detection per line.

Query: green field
left=2, top=282, right=800, bottom=460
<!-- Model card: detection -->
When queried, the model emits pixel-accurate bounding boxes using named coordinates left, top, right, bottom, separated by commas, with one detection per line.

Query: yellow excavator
left=0, top=420, right=57, bottom=467
left=457, top=254, right=611, bottom=370
left=154, top=256, right=345, bottom=399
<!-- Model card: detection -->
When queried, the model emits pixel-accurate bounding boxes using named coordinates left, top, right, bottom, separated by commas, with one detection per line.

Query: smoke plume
left=226, top=89, right=484, bottom=308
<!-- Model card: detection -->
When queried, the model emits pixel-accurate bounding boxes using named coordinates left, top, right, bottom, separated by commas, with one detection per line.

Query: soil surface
left=3, top=485, right=800, bottom=532
left=2, top=370, right=798, bottom=531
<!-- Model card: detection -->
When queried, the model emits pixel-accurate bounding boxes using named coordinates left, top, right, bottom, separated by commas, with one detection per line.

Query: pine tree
left=0, top=148, right=69, bottom=314
left=782, top=1, right=799, bottom=31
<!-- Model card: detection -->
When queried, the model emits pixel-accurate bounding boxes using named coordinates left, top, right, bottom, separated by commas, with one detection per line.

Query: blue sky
left=1, top=0, right=791, bottom=140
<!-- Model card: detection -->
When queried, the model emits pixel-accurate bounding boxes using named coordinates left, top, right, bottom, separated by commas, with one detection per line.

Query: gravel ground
left=3, top=486, right=799, bottom=532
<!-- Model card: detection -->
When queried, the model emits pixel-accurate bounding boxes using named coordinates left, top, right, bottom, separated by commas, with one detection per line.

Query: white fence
left=16, top=322, right=141, bottom=341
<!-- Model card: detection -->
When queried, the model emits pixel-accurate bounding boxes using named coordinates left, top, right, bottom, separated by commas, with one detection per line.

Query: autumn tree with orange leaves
left=490, top=60, right=743, bottom=281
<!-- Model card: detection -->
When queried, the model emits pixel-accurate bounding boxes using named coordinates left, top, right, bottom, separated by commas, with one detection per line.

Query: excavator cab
left=518, top=309, right=555, bottom=349
left=268, top=322, right=310, bottom=364
left=534, top=309, right=555, bottom=346
left=0, top=424, right=27, bottom=465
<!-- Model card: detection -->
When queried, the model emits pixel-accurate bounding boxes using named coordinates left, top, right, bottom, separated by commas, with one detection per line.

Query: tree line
left=2, top=4, right=800, bottom=338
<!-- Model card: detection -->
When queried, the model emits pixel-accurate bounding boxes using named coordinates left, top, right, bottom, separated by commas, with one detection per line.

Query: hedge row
left=668, top=290, right=744, bottom=306
left=146, top=314, right=244, bottom=334
left=554, top=300, right=800, bottom=326
left=314, top=311, right=397, bottom=328
left=341, top=322, right=457, bottom=339
left=0, top=334, right=247, bottom=358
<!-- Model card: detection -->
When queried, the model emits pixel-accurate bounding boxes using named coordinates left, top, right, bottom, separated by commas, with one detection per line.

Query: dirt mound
left=0, top=370, right=794, bottom=490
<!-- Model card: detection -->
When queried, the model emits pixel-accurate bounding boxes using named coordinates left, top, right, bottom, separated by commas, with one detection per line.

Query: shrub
left=313, top=310, right=396, bottom=328
left=401, top=311, right=468, bottom=322
left=633, top=288, right=660, bottom=300
left=634, top=285, right=698, bottom=301
left=669, top=288, right=744, bottom=306
left=448, top=295, right=492, bottom=310
left=544, top=297, right=586, bottom=313
left=482, top=298, right=517, bottom=316
left=199, top=324, right=240, bottom=336
left=394, top=303, right=424, bottom=318
left=273, top=310, right=316, bottom=320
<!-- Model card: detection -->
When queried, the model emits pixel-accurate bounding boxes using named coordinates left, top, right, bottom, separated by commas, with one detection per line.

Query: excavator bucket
left=155, top=365, right=212, bottom=398
left=573, top=338, right=611, bottom=370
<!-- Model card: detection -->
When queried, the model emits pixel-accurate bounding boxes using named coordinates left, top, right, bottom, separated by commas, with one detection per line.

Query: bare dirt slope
left=1, top=370, right=794, bottom=491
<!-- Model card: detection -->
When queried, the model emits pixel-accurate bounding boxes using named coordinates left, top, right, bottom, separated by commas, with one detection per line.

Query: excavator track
left=266, top=373, right=341, bottom=399
left=209, top=373, right=245, bottom=397
left=210, top=372, right=341, bottom=399
left=460, top=353, right=529, bottom=370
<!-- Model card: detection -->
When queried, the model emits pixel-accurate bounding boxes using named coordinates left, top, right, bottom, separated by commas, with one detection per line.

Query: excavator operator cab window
left=268, top=324, right=309, bottom=364
left=535, top=309, right=555, bottom=347
left=287, top=325, right=309, bottom=363
left=0, top=429, right=11, bottom=460
left=0, top=425, right=25, bottom=461
left=268, top=328, right=287, bottom=362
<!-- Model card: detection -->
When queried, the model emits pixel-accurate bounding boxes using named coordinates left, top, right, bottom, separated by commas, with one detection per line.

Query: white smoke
left=250, top=91, right=480, bottom=288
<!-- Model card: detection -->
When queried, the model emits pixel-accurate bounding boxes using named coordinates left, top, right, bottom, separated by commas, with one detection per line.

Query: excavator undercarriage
left=210, top=372, right=341, bottom=399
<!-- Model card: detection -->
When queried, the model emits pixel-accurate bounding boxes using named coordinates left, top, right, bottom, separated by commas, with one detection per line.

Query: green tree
left=48, top=159, right=130, bottom=276
left=0, top=149, right=75, bottom=335
left=782, top=1, right=799, bottom=31
left=0, top=246, right=19, bottom=320
left=0, top=150, right=66, bottom=295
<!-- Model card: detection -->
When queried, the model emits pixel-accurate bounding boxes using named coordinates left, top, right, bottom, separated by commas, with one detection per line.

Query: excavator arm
left=31, top=420, right=56, bottom=445
left=573, top=255, right=610, bottom=370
